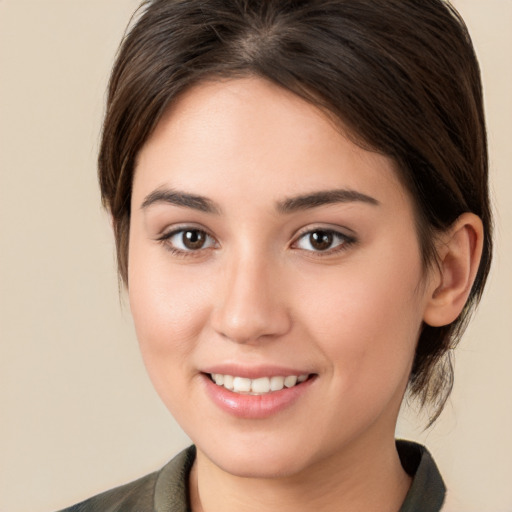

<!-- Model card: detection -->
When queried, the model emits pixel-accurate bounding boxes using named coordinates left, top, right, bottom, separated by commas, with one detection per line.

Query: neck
left=189, top=434, right=411, bottom=512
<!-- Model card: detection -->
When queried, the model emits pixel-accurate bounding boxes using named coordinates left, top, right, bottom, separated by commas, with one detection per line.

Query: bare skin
left=129, top=77, right=483, bottom=512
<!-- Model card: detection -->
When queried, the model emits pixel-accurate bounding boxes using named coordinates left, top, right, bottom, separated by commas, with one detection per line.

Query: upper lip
left=200, top=364, right=314, bottom=380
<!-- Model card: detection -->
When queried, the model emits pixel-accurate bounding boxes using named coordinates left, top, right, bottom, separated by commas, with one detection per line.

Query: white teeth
left=223, top=375, right=234, bottom=390
left=233, top=377, right=252, bottom=393
left=284, top=375, right=297, bottom=388
left=270, top=376, right=285, bottom=391
left=251, top=377, right=271, bottom=394
left=210, top=373, right=310, bottom=395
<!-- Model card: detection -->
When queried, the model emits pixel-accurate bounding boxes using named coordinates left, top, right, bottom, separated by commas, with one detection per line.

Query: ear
left=423, top=213, right=484, bottom=327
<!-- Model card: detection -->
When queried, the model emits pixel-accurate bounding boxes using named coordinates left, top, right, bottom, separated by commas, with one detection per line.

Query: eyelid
left=291, top=226, right=357, bottom=254
left=156, top=224, right=219, bottom=254
left=292, top=223, right=356, bottom=239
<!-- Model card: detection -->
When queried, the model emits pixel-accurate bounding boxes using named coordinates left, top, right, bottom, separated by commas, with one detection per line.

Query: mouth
left=208, top=373, right=312, bottom=396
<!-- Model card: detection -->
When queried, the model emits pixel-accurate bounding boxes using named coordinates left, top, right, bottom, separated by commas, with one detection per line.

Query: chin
left=196, top=433, right=319, bottom=480
left=213, top=453, right=310, bottom=480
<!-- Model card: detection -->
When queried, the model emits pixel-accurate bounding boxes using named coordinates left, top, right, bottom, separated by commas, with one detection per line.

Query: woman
left=60, top=0, right=492, bottom=510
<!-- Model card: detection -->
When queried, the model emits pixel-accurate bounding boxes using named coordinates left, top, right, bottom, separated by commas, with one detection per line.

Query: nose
left=210, top=254, right=292, bottom=344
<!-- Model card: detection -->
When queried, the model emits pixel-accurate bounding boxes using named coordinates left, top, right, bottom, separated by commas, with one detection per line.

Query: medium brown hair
left=99, top=0, right=492, bottom=422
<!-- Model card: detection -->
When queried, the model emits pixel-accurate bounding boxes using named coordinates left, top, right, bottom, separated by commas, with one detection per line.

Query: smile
left=209, top=373, right=310, bottom=395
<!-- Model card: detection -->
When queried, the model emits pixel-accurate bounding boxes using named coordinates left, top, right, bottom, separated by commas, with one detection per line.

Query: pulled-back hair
left=99, top=0, right=492, bottom=423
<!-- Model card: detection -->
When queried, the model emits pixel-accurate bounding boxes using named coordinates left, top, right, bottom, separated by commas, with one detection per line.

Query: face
left=129, top=77, right=433, bottom=479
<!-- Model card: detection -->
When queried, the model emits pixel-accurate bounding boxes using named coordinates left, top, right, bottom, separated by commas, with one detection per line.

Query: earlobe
left=423, top=213, right=484, bottom=327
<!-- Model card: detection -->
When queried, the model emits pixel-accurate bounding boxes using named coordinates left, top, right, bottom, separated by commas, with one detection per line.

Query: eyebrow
left=141, top=187, right=379, bottom=215
left=277, top=189, right=380, bottom=213
left=141, top=188, right=221, bottom=214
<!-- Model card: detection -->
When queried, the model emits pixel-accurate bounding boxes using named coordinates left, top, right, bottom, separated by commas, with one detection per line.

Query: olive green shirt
left=59, top=440, right=445, bottom=511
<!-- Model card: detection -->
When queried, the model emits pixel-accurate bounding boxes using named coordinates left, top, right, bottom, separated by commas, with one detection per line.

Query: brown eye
left=294, top=229, right=354, bottom=254
left=160, top=228, right=216, bottom=253
left=182, top=230, right=207, bottom=250
left=309, top=231, right=334, bottom=251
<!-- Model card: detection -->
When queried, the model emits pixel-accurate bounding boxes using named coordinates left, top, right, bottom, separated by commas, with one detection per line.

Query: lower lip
left=202, top=374, right=315, bottom=419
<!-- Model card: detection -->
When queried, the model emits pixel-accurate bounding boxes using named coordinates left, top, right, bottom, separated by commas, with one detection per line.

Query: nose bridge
left=212, top=247, right=290, bottom=344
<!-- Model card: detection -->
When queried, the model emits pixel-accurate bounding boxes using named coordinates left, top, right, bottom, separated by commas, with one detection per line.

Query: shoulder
left=57, top=471, right=158, bottom=512
left=57, top=446, right=196, bottom=512
left=397, top=440, right=446, bottom=512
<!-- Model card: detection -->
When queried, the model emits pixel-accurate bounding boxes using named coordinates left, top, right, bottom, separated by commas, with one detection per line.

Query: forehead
left=133, top=77, right=410, bottom=212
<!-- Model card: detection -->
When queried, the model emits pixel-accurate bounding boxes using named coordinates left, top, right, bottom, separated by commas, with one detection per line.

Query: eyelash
left=291, top=228, right=356, bottom=256
left=157, top=227, right=217, bottom=257
left=156, top=227, right=356, bottom=257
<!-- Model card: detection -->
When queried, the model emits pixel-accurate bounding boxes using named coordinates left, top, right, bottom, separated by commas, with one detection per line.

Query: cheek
left=130, top=273, right=202, bottom=348
left=297, top=249, right=424, bottom=395
left=127, top=240, right=212, bottom=388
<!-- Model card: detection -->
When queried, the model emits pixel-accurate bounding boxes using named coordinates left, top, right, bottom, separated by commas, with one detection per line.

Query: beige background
left=0, top=1, right=510, bottom=511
